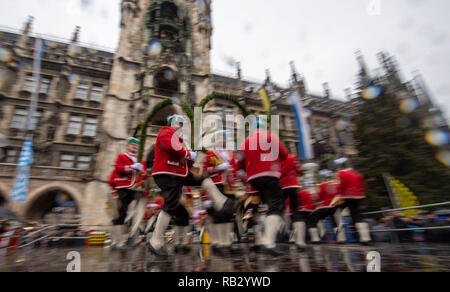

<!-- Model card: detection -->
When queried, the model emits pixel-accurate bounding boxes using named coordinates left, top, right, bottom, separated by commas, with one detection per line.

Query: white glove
left=188, top=151, right=197, bottom=161
left=237, top=170, right=247, bottom=180
left=204, top=200, right=213, bottom=209
left=216, top=162, right=231, bottom=172
left=131, top=163, right=144, bottom=172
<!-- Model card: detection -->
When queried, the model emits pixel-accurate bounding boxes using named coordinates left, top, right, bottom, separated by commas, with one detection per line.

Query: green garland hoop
left=199, top=92, right=250, bottom=116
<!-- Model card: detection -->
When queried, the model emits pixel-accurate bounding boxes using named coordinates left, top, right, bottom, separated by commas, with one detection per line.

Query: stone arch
left=23, top=183, right=83, bottom=223
left=0, top=184, right=8, bottom=207
left=136, top=98, right=191, bottom=160
left=199, top=92, right=250, bottom=116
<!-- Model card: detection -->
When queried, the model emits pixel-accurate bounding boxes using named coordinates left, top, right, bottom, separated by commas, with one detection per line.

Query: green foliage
left=199, top=92, right=250, bottom=116
left=138, top=98, right=174, bottom=161
left=181, top=102, right=194, bottom=124
left=353, top=89, right=450, bottom=212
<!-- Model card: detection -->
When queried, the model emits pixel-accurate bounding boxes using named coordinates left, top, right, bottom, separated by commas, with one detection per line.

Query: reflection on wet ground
left=0, top=243, right=449, bottom=272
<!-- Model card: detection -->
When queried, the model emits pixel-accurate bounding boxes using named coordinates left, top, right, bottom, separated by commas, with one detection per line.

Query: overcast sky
left=0, top=0, right=449, bottom=117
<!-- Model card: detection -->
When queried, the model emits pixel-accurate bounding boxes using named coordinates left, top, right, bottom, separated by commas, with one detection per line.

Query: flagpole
left=10, top=38, right=44, bottom=205
left=25, top=38, right=44, bottom=134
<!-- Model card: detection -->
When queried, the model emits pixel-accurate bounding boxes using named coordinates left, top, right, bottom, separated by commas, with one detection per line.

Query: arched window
left=160, top=2, right=178, bottom=22
left=154, top=67, right=179, bottom=97
left=25, top=190, right=80, bottom=224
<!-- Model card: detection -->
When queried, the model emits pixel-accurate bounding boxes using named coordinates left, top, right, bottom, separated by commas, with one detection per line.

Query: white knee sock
left=294, top=221, right=306, bottom=247
left=356, top=222, right=371, bottom=243
left=210, top=224, right=219, bottom=246
left=225, top=223, right=234, bottom=247
left=254, top=223, right=264, bottom=246
left=264, top=215, right=282, bottom=249
left=118, top=225, right=127, bottom=247
left=111, top=225, right=120, bottom=246
left=175, top=225, right=188, bottom=245
left=202, top=179, right=227, bottom=210
left=218, top=223, right=227, bottom=248
left=334, top=210, right=346, bottom=243
left=308, top=228, right=320, bottom=243
left=317, top=220, right=326, bottom=239
left=150, top=211, right=171, bottom=249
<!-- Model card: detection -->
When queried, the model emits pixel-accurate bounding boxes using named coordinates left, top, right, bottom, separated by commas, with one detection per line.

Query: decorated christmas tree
left=353, top=85, right=450, bottom=213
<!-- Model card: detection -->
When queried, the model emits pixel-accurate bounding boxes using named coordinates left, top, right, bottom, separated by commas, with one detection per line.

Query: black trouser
left=112, top=188, right=137, bottom=226
left=298, top=211, right=312, bottom=224
left=283, top=188, right=302, bottom=222
left=154, top=172, right=204, bottom=227
left=338, top=199, right=363, bottom=224
left=309, top=208, right=338, bottom=228
left=250, top=177, right=284, bottom=216
left=208, top=184, right=236, bottom=224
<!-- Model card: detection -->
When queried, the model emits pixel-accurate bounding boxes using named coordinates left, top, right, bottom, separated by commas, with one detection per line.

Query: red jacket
left=338, top=169, right=365, bottom=199
left=280, top=155, right=301, bottom=189
left=203, top=150, right=237, bottom=185
left=108, top=153, right=149, bottom=190
left=152, top=126, right=194, bottom=177
left=298, top=190, right=315, bottom=212
left=238, top=130, right=288, bottom=182
left=285, top=189, right=314, bottom=213
left=318, top=181, right=340, bottom=209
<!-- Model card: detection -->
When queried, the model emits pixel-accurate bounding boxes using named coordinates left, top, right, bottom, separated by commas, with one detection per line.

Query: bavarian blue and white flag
left=10, top=39, right=43, bottom=203
left=10, top=138, right=34, bottom=203
left=287, top=92, right=314, bottom=160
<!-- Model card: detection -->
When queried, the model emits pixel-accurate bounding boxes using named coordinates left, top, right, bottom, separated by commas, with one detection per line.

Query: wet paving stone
left=0, top=243, right=448, bottom=272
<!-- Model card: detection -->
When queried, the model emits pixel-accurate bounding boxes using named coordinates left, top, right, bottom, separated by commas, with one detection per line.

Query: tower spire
left=16, top=16, right=34, bottom=51
left=71, top=26, right=81, bottom=43
left=355, top=50, right=371, bottom=88
left=290, top=61, right=298, bottom=83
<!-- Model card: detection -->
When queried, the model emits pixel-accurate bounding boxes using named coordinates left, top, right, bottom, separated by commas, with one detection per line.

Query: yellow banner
left=258, top=88, right=271, bottom=112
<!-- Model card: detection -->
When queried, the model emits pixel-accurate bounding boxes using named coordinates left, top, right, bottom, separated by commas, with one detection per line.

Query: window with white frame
left=59, top=154, right=75, bottom=168
left=75, top=80, right=103, bottom=102
left=39, top=77, right=52, bottom=95
left=77, top=155, right=92, bottom=170
left=89, top=84, right=103, bottom=102
left=59, top=153, right=92, bottom=169
left=5, top=149, right=18, bottom=164
left=75, top=81, right=89, bottom=100
left=67, top=115, right=98, bottom=137
left=66, top=115, right=83, bottom=135
left=82, top=117, right=98, bottom=137
left=23, top=74, right=35, bottom=92
left=10, top=108, right=43, bottom=130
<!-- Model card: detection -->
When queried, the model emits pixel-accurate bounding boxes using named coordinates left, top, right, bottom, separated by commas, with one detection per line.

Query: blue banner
left=287, top=92, right=314, bottom=160
left=10, top=138, right=33, bottom=203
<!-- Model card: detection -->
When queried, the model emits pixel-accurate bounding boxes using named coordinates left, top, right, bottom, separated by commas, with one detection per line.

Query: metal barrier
left=362, top=202, right=450, bottom=215
left=0, top=223, right=112, bottom=249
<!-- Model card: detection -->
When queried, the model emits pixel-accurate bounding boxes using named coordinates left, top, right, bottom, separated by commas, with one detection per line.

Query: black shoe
left=225, top=245, right=241, bottom=255
left=296, top=245, right=307, bottom=253
left=262, top=246, right=284, bottom=257
left=220, top=198, right=240, bottom=218
left=147, top=242, right=169, bottom=257
left=212, top=246, right=223, bottom=255
left=250, top=245, right=263, bottom=253
left=360, top=241, right=372, bottom=246
left=175, top=245, right=192, bottom=254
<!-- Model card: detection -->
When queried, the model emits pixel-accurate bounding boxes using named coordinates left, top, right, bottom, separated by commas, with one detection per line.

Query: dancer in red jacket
left=309, top=170, right=340, bottom=243
left=334, top=158, right=371, bottom=244
left=238, top=119, right=288, bottom=256
left=280, top=155, right=306, bottom=251
left=108, top=137, right=149, bottom=249
left=203, top=130, right=239, bottom=254
left=148, top=115, right=236, bottom=256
